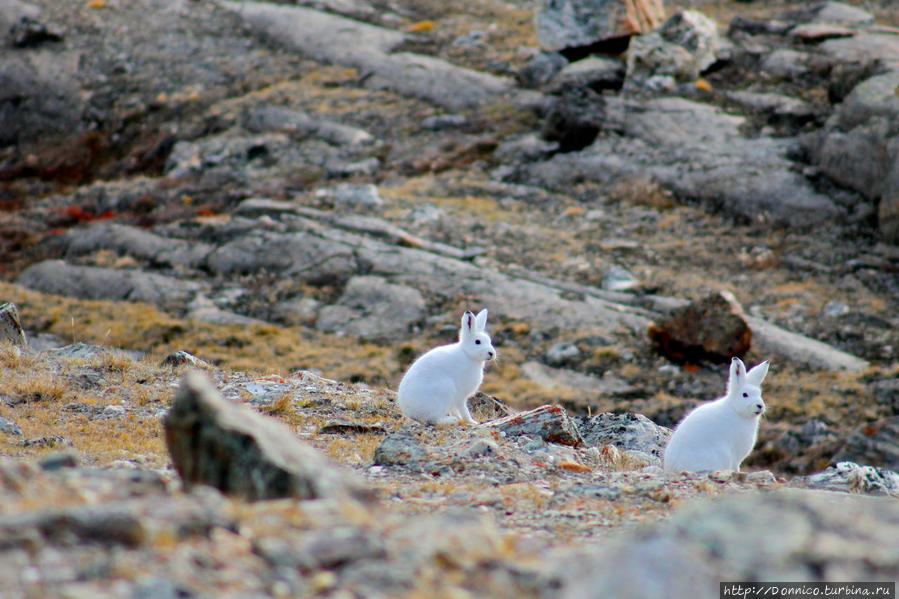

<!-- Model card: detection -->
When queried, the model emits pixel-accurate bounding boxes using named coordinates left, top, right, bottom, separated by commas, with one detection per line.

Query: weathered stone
left=225, top=1, right=533, bottom=112
left=318, top=420, right=388, bottom=435
left=744, top=315, right=870, bottom=372
left=164, top=371, right=371, bottom=502
left=255, top=527, right=387, bottom=572
left=760, top=49, right=810, bottom=79
left=625, top=10, right=719, bottom=89
left=774, top=419, right=838, bottom=455
left=22, top=435, right=73, bottom=449
left=545, top=342, right=581, bottom=367
left=373, top=429, right=430, bottom=468
left=204, top=231, right=357, bottom=285
left=316, top=276, right=426, bottom=341
left=0, top=415, right=23, bottom=437
left=800, top=461, right=899, bottom=495
left=316, top=184, right=384, bottom=207
left=535, top=0, right=665, bottom=52
left=16, top=260, right=202, bottom=307
left=782, top=1, right=875, bottom=26
left=556, top=489, right=899, bottom=596
left=58, top=223, right=212, bottom=270
left=520, top=361, right=634, bottom=396
left=0, top=42, right=84, bottom=147
left=575, top=412, right=672, bottom=461
left=547, top=56, right=625, bottom=94
left=527, top=96, right=844, bottom=228
left=486, top=404, right=584, bottom=447
left=832, top=417, right=899, bottom=470
left=37, top=450, right=79, bottom=471
left=648, top=290, right=751, bottom=364
left=518, top=52, right=569, bottom=89
left=0, top=302, right=26, bottom=347
left=801, top=69, right=899, bottom=243
left=10, top=16, right=63, bottom=48
left=244, top=105, right=375, bottom=147
left=541, top=86, right=605, bottom=152
left=161, top=351, right=212, bottom=369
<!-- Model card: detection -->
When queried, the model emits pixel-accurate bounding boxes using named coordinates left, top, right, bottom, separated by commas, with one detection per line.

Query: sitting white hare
left=664, top=357, right=769, bottom=473
left=397, top=309, right=495, bottom=425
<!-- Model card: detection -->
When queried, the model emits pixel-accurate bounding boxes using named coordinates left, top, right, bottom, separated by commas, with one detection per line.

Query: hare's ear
left=460, top=311, right=475, bottom=340
left=474, top=309, right=488, bottom=332
left=728, top=357, right=746, bottom=393
left=745, top=361, right=769, bottom=386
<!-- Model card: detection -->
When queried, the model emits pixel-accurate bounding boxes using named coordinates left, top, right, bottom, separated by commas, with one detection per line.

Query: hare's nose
left=487, top=350, right=495, bottom=359
left=755, top=403, right=764, bottom=411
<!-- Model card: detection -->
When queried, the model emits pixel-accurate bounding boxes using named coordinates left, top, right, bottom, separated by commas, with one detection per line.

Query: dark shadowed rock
left=486, top=404, right=584, bottom=447
left=575, top=412, right=672, bottom=461
left=556, top=489, right=899, bottom=598
left=832, top=416, right=899, bottom=471
left=16, top=260, right=202, bottom=306
left=541, top=86, right=606, bottom=152
left=0, top=302, right=26, bottom=347
left=164, top=371, right=371, bottom=502
left=535, top=0, right=665, bottom=52
left=0, top=43, right=84, bottom=148
left=648, top=290, right=752, bottom=364
left=316, top=275, right=426, bottom=341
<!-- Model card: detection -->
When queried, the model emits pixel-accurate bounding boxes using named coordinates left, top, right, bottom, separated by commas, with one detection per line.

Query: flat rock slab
left=164, top=371, right=371, bottom=502
left=224, top=1, right=537, bottom=112
left=486, top=404, right=584, bottom=447
left=16, top=260, right=203, bottom=307
left=526, top=96, right=844, bottom=228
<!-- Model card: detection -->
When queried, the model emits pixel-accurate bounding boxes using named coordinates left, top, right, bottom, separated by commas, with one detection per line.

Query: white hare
left=664, top=357, right=769, bottom=473
left=397, top=309, right=496, bottom=425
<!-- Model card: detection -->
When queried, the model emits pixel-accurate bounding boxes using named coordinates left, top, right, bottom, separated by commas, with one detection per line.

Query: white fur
left=663, top=358, right=769, bottom=473
left=397, top=309, right=496, bottom=425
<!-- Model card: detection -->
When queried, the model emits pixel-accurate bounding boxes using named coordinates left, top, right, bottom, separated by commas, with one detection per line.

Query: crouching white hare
left=664, top=357, right=770, bottom=473
left=398, top=309, right=495, bottom=425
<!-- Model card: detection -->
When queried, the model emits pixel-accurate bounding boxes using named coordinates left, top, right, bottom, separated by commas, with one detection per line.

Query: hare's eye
left=742, top=392, right=748, bottom=398
left=475, top=340, right=481, bottom=345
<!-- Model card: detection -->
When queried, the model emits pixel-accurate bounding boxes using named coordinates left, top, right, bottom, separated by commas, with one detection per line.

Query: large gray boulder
left=575, top=412, right=672, bottom=462
left=525, top=96, right=844, bottom=228
left=557, top=489, right=899, bottom=598
left=625, top=10, right=720, bottom=89
left=16, top=260, right=202, bottom=306
left=316, top=276, right=426, bottom=342
left=164, top=371, right=372, bottom=502
left=802, top=69, right=899, bottom=243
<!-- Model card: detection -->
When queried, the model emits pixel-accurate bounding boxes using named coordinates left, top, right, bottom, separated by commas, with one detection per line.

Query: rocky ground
left=1, top=0, right=899, bottom=596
